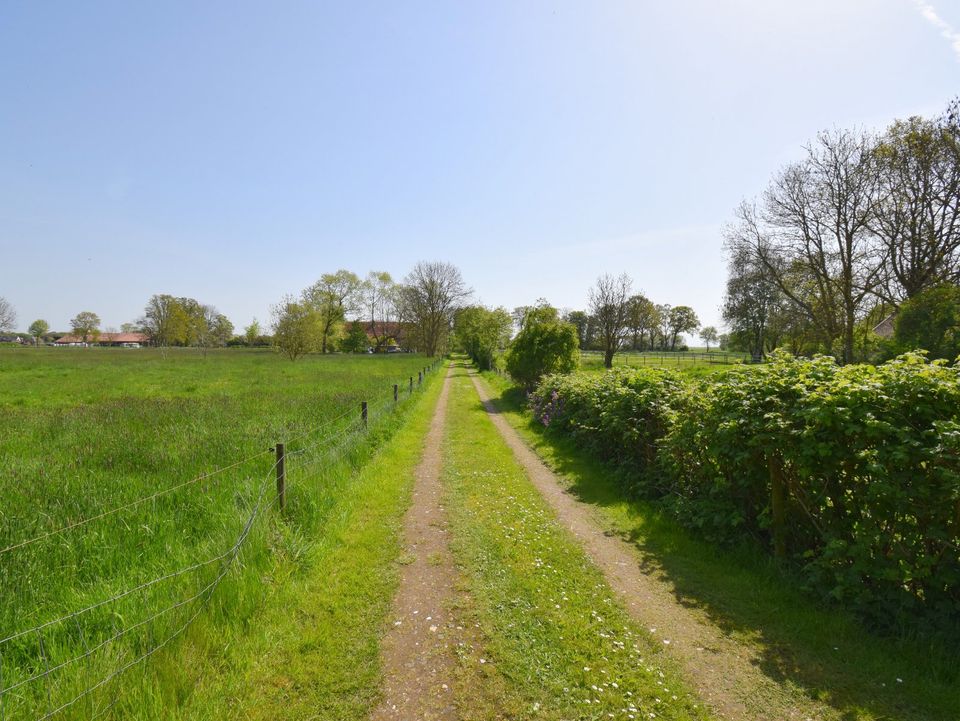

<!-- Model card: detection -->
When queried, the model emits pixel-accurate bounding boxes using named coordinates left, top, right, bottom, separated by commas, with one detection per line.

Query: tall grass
left=0, top=347, right=435, bottom=719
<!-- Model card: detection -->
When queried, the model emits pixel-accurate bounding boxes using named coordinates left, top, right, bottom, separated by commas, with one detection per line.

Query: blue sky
left=2, top=0, right=959, bottom=333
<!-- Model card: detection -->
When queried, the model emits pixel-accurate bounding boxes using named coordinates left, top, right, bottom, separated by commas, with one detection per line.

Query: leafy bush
left=894, top=283, right=960, bottom=361
left=506, top=306, right=579, bottom=389
left=529, top=353, right=960, bottom=633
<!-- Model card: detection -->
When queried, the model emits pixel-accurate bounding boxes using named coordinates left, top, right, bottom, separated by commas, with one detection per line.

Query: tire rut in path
left=468, top=370, right=836, bottom=721
left=370, top=367, right=458, bottom=721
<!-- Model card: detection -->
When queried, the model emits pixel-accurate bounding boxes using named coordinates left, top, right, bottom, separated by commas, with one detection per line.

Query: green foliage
left=271, top=300, right=321, bottom=360
left=529, top=354, right=960, bottom=634
left=28, top=319, right=49, bottom=344
left=453, top=305, right=511, bottom=370
left=70, top=310, right=101, bottom=343
left=340, top=320, right=370, bottom=353
left=894, top=283, right=960, bottom=361
left=505, top=305, right=579, bottom=389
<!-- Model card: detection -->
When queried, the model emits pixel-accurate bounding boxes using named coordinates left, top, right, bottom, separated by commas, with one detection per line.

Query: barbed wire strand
left=30, top=456, right=282, bottom=721
left=1, top=368, right=437, bottom=718
left=0, top=375, right=421, bottom=557
left=0, top=450, right=273, bottom=557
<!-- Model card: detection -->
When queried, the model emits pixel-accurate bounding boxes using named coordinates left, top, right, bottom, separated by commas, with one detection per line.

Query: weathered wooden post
left=275, top=443, right=286, bottom=511
left=768, top=453, right=787, bottom=559
left=418, top=371, right=422, bottom=386
left=409, top=376, right=413, bottom=394
left=361, top=401, right=368, bottom=429
left=393, top=384, right=398, bottom=403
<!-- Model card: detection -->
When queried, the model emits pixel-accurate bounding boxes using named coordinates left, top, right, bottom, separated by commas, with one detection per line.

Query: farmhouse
left=53, top=332, right=150, bottom=348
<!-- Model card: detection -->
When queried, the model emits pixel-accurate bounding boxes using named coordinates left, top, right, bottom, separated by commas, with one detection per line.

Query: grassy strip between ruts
left=442, top=362, right=713, bottom=721
left=147, top=362, right=448, bottom=720
left=478, top=370, right=960, bottom=721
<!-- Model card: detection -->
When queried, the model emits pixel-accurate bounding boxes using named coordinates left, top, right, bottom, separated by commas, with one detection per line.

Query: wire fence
left=0, top=360, right=443, bottom=721
left=580, top=350, right=750, bottom=367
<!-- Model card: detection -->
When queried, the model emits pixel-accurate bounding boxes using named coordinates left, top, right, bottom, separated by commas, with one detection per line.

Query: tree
left=667, top=306, right=700, bottom=350
left=340, top=321, right=370, bottom=353
left=0, top=297, right=16, bottom=332
left=893, top=283, right=960, bottom=361
left=626, top=294, right=659, bottom=351
left=562, top=310, right=592, bottom=350
left=700, top=326, right=718, bottom=351
left=722, top=239, right=792, bottom=361
left=120, top=322, right=139, bottom=333
left=272, top=299, right=321, bottom=361
left=28, top=319, right=49, bottom=346
left=505, top=304, right=579, bottom=389
left=732, top=129, right=882, bottom=363
left=244, top=319, right=261, bottom=347
left=588, top=273, right=633, bottom=368
left=872, top=114, right=960, bottom=302
left=655, top=304, right=672, bottom=350
left=140, top=294, right=180, bottom=346
left=196, top=306, right=233, bottom=352
left=454, top=305, right=512, bottom=370
left=361, top=271, right=397, bottom=351
left=396, top=261, right=470, bottom=356
left=70, top=311, right=101, bottom=344
left=302, top=270, right=363, bottom=353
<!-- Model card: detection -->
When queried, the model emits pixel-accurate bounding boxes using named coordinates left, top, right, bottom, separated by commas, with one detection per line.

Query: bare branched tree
left=734, top=129, right=883, bottom=363
left=871, top=114, right=960, bottom=302
left=0, top=297, right=16, bottom=332
left=397, top=261, right=471, bottom=356
left=588, top=273, right=633, bottom=368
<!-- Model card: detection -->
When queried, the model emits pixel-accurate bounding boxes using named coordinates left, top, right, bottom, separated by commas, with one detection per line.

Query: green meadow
left=0, top=347, right=436, bottom=719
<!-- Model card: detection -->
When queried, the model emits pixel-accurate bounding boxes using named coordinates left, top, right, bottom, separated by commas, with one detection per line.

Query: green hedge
left=530, top=353, right=960, bottom=633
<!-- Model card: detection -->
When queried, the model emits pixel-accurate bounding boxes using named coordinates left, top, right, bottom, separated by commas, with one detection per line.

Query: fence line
left=1, top=365, right=438, bottom=559
left=0, top=358, right=443, bottom=720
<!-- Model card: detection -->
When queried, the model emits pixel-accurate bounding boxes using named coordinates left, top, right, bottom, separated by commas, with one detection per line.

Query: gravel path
left=370, top=368, right=458, bottom=721
left=468, top=370, right=836, bottom=721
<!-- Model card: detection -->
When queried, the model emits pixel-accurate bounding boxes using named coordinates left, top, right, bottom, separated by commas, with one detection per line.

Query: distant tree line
left=272, top=261, right=471, bottom=360
left=723, top=99, right=960, bottom=363
left=556, top=274, right=702, bottom=369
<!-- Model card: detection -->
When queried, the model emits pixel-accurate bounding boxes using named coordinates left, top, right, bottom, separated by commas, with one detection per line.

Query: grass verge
left=157, top=361, right=449, bottom=719
left=442, top=364, right=713, bottom=721
left=479, top=370, right=960, bottom=721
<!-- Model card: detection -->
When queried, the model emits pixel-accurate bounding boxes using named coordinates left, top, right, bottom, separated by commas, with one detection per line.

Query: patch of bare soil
left=370, top=368, right=459, bottom=721
left=469, top=370, right=837, bottom=721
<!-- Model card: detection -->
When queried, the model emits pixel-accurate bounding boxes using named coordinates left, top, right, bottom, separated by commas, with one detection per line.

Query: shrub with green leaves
left=505, top=305, right=579, bottom=389
left=529, top=353, right=960, bottom=633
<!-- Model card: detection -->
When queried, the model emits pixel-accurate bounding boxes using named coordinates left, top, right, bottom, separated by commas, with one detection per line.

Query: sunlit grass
left=0, top=347, right=437, bottom=719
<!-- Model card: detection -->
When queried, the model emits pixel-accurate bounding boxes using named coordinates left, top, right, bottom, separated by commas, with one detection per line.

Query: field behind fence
left=580, top=349, right=750, bottom=371
left=0, top=349, right=440, bottom=720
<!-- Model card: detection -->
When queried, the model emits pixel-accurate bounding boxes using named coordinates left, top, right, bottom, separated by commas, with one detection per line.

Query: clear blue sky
left=2, top=1, right=959, bottom=334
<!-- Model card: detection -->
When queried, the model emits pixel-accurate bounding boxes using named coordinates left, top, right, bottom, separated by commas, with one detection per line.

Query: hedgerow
left=529, top=353, right=960, bottom=633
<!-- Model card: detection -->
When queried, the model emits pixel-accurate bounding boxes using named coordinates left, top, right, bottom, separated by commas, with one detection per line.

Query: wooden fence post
left=361, top=401, right=368, bottom=428
left=275, top=443, right=286, bottom=511
left=768, top=453, right=787, bottom=559
left=418, top=371, right=422, bottom=386
left=393, top=383, right=398, bottom=403
left=409, top=376, right=413, bottom=394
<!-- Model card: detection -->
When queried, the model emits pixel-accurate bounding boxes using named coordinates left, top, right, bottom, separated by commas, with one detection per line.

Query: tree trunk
left=604, top=347, right=614, bottom=369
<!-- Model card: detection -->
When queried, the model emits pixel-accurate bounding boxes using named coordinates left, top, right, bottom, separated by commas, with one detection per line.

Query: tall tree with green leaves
left=70, top=311, right=101, bottom=345
left=28, top=319, right=49, bottom=346
left=302, top=270, right=363, bottom=353
left=454, top=305, right=512, bottom=370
